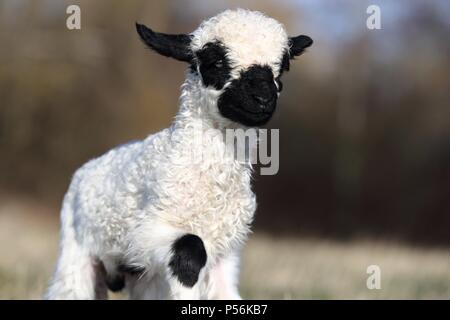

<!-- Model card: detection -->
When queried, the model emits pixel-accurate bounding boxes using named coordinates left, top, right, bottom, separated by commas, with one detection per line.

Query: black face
left=217, top=65, right=280, bottom=126
left=135, top=23, right=313, bottom=126
left=192, top=42, right=285, bottom=126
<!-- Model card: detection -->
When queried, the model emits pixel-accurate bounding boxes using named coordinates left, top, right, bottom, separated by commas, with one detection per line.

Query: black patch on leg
left=169, top=234, right=207, bottom=287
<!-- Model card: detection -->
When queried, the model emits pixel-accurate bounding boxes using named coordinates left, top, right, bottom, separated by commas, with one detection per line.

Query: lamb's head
left=136, top=9, right=312, bottom=127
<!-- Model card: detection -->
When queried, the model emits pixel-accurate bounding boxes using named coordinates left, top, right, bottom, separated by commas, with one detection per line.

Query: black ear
left=288, top=35, right=313, bottom=58
left=136, top=23, right=193, bottom=63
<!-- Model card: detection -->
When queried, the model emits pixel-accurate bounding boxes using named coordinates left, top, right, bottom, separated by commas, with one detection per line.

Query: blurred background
left=1, top=0, right=450, bottom=299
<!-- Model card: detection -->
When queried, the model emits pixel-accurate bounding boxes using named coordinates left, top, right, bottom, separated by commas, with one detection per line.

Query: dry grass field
left=1, top=197, right=450, bottom=300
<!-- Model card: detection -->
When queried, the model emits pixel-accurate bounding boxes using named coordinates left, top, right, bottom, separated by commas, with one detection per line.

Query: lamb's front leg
left=205, top=253, right=242, bottom=300
left=166, top=234, right=207, bottom=299
left=127, top=221, right=208, bottom=300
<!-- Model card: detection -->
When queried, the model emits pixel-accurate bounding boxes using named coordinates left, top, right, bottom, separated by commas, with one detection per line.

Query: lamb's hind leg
left=46, top=203, right=107, bottom=300
left=46, top=232, right=107, bottom=299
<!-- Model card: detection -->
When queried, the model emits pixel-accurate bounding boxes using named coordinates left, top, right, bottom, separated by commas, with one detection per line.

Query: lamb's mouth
left=218, top=101, right=275, bottom=126
left=244, top=106, right=274, bottom=115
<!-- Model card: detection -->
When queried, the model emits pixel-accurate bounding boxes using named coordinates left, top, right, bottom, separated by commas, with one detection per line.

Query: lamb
left=46, top=9, right=312, bottom=300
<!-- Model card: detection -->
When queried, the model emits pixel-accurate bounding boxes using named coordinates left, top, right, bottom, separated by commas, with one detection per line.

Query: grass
left=1, top=197, right=450, bottom=299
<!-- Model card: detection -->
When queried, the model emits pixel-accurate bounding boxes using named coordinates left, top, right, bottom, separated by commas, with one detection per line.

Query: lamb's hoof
left=106, top=273, right=125, bottom=292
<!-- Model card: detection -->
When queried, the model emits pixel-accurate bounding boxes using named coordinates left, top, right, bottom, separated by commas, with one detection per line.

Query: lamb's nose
left=253, top=95, right=271, bottom=106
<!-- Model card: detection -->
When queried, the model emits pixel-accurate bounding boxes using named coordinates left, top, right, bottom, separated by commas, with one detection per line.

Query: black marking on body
left=169, top=234, right=207, bottom=287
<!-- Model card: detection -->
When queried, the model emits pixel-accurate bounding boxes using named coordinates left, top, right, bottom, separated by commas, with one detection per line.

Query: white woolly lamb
left=46, top=8, right=312, bottom=300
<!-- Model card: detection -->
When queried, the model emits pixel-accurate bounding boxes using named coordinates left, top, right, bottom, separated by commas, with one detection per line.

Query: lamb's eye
left=214, top=60, right=224, bottom=68
left=196, top=41, right=230, bottom=90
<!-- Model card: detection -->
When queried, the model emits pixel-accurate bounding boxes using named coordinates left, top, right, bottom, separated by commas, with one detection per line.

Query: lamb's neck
left=170, top=104, right=231, bottom=158
left=172, top=74, right=239, bottom=131
left=168, top=79, right=254, bottom=169
left=172, top=104, right=219, bottom=133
